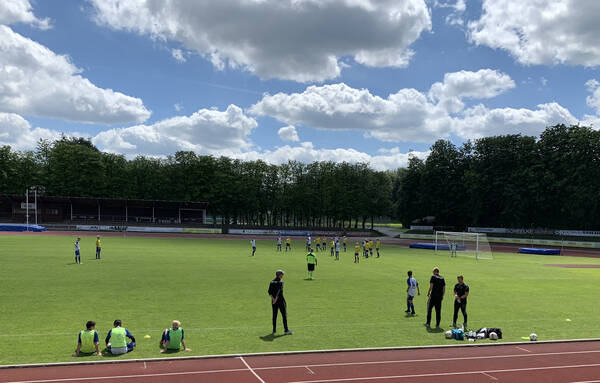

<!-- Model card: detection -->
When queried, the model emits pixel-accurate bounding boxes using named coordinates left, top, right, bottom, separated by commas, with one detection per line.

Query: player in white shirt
left=306, top=236, right=312, bottom=251
left=74, top=237, right=81, bottom=264
left=334, top=241, right=340, bottom=260
left=406, top=270, right=420, bottom=315
left=276, top=236, right=282, bottom=252
left=251, top=239, right=256, bottom=256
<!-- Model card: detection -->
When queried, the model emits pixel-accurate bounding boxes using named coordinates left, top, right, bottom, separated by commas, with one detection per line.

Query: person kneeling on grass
left=105, top=319, right=136, bottom=355
left=73, top=321, right=102, bottom=357
left=160, top=320, right=191, bottom=353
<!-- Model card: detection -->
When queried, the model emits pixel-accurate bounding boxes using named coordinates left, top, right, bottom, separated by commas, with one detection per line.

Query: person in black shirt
left=425, top=267, right=445, bottom=328
left=268, top=270, right=293, bottom=335
left=452, top=275, right=469, bottom=329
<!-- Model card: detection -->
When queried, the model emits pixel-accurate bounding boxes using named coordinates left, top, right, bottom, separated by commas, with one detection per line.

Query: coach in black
left=425, top=267, right=445, bottom=328
left=268, top=270, right=293, bottom=335
left=452, top=275, right=469, bottom=329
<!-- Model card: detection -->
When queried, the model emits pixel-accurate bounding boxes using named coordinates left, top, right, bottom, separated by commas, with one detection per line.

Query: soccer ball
left=445, top=330, right=453, bottom=339
left=530, top=333, right=538, bottom=341
left=489, top=332, right=498, bottom=340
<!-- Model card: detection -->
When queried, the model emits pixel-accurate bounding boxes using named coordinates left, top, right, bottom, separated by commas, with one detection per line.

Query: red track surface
left=2, top=341, right=600, bottom=383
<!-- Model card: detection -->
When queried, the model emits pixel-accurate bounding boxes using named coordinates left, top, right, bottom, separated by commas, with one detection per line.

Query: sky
left=1, top=0, right=600, bottom=170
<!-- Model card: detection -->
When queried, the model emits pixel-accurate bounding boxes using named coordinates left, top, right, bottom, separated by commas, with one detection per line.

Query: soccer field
left=1, top=234, right=600, bottom=365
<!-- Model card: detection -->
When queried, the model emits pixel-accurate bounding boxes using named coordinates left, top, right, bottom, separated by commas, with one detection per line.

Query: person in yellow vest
left=285, top=237, right=291, bottom=252
left=343, top=236, right=348, bottom=252
left=160, top=320, right=191, bottom=353
left=315, top=237, right=321, bottom=251
left=369, top=240, right=374, bottom=258
left=354, top=242, right=360, bottom=263
left=73, top=320, right=101, bottom=356
left=105, top=319, right=136, bottom=355
left=375, top=239, right=381, bottom=258
left=330, top=239, right=335, bottom=257
left=95, top=235, right=101, bottom=259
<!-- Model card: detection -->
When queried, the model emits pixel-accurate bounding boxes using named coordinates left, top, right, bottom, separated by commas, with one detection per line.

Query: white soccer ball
left=445, top=330, right=453, bottom=339
left=530, top=333, right=538, bottom=341
left=489, top=332, right=498, bottom=340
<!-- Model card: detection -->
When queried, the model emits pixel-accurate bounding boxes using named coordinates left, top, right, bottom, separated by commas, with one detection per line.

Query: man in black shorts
left=268, top=270, right=292, bottom=335
left=452, top=275, right=469, bottom=329
left=425, top=267, right=445, bottom=328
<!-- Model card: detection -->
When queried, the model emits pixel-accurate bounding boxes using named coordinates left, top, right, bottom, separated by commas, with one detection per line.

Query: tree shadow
left=259, top=333, right=286, bottom=342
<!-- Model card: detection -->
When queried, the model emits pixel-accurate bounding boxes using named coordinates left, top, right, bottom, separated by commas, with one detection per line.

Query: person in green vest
left=105, top=319, right=136, bottom=355
left=73, top=320, right=101, bottom=357
left=160, top=320, right=191, bottom=353
left=306, top=248, right=317, bottom=280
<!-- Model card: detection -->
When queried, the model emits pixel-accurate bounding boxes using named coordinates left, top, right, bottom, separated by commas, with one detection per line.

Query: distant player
left=375, top=239, right=381, bottom=258
left=95, top=235, right=101, bottom=260
left=343, top=236, right=347, bottom=252
left=251, top=239, right=256, bottom=256
left=285, top=237, right=291, bottom=252
left=362, top=239, right=368, bottom=258
left=75, top=237, right=81, bottom=264
left=315, top=237, right=321, bottom=252
left=369, top=240, right=374, bottom=258
left=406, top=270, right=420, bottom=315
left=330, top=239, right=335, bottom=257
left=306, top=236, right=312, bottom=251
left=306, top=249, right=317, bottom=279
left=450, top=242, right=457, bottom=257
left=277, top=236, right=282, bottom=252
left=335, top=240, right=340, bottom=260
left=354, top=242, right=360, bottom=263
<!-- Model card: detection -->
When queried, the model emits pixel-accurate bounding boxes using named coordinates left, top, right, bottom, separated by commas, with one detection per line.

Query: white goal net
left=435, top=231, right=493, bottom=260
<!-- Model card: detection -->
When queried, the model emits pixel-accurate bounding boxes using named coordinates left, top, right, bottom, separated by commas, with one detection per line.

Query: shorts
left=407, top=294, right=415, bottom=301
left=75, top=250, right=80, bottom=256
left=307, top=264, right=315, bottom=271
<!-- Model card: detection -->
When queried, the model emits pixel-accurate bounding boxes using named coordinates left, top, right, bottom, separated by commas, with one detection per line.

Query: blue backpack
left=452, top=328, right=465, bottom=340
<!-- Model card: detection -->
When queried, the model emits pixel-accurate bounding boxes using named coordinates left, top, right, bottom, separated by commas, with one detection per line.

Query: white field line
left=285, top=363, right=600, bottom=383
left=305, top=366, right=316, bottom=374
left=481, top=371, right=498, bottom=381
left=515, top=346, right=531, bottom=353
left=239, top=356, right=266, bottom=383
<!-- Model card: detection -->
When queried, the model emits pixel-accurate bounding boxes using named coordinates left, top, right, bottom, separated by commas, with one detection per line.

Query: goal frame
left=434, top=231, right=488, bottom=260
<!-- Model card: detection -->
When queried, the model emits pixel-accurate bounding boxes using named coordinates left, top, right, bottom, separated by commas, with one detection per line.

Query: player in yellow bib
left=160, top=320, right=191, bottom=353
left=354, top=243, right=360, bottom=263
left=343, top=236, right=348, bottom=252
left=315, top=237, right=321, bottom=252
left=285, top=237, right=291, bottom=252
left=73, top=321, right=101, bottom=356
left=375, top=239, right=381, bottom=258
left=306, top=249, right=317, bottom=279
left=95, top=235, right=101, bottom=259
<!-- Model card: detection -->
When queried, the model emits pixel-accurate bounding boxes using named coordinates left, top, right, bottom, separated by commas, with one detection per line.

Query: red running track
left=2, top=341, right=600, bottom=383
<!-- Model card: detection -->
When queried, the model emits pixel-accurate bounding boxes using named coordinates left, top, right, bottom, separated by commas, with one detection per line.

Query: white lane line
left=3, top=368, right=248, bottom=383
left=143, top=362, right=147, bottom=369
left=239, top=356, right=267, bottom=383
left=570, top=381, right=600, bottom=383
left=481, top=371, right=498, bottom=381
left=286, top=362, right=600, bottom=383
left=305, top=366, right=316, bottom=374
left=252, top=349, right=600, bottom=371
left=515, top=346, right=531, bottom=353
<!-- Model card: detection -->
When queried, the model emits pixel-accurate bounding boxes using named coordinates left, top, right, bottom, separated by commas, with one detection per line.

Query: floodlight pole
left=25, top=189, right=29, bottom=231
left=476, top=233, right=479, bottom=260
left=34, top=189, right=38, bottom=225
left=434, top=231, right=438, bottom=255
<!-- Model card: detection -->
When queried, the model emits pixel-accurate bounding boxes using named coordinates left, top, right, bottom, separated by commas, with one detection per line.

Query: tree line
left=0, top=138, right=392, bottom=228
left=396, top=124, right=600, bottom=230
left=1, top=124, right=598, bottom=230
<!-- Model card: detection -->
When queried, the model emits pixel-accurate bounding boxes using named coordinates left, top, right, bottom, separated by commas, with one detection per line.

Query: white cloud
left=452, top=103, right=578, bottom=138
left=174, top=103, right=183, bottom=112
left=585, top=79, right=600, bottom=114
left=0, top=25, right=151, bottom=124
left=232, top=142, right=429, bottom=171
left=250, top=69, right=577, bottom=141
left=92, top=105, right=257, bottom=156
left=278, top=125, right=299, bottom=142
left=0, top=0, right=50, bottom=29
left=428, top=69, right=515, bottom=113
left=0, top=112, right=61, bottom=150
left=171, top=48, right=186, bottom=63
left=435, top=0, right=466, bottom=26
left=468, top=0, right=600, bottom=67
left=89, top=0, right=431, bottom=82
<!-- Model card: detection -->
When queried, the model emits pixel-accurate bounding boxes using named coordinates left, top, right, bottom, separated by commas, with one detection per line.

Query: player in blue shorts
left=74, top=237, right=81, bottom=264
left=406, top=270, right=420, bottom=315
left=251, top=239, right=256, bottom=256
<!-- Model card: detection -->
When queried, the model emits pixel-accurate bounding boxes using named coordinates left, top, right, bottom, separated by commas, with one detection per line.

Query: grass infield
left=1, top=234, right=599, bottom=365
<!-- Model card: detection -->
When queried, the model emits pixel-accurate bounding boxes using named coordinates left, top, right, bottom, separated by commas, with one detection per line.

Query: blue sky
left=1, top=0, right=599, bottom=169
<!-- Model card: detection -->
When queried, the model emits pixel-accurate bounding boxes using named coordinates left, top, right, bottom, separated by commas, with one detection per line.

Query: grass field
left=1, top=234, right=600, bottom=365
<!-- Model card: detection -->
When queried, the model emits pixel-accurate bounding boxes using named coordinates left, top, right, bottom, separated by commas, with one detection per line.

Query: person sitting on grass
left=105, top=319, right=136, bottom=355
left=160, top=320, right=191, bottom=353
left=73, top=320, right=102, bottom=357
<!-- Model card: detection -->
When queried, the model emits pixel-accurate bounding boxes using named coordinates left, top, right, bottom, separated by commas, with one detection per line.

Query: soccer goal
left=434, top=231, right=493, bottom=260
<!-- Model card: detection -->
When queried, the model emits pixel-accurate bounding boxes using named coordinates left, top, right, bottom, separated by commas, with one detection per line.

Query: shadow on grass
left=259, top=333, right=286, bottom=342
left=404, top=312, right=417, bottom=318
left=426, top=327, right=445, bottom=333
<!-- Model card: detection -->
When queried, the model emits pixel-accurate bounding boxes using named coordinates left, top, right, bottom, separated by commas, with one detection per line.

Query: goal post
left=434, top=231, right=493, bottom=260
